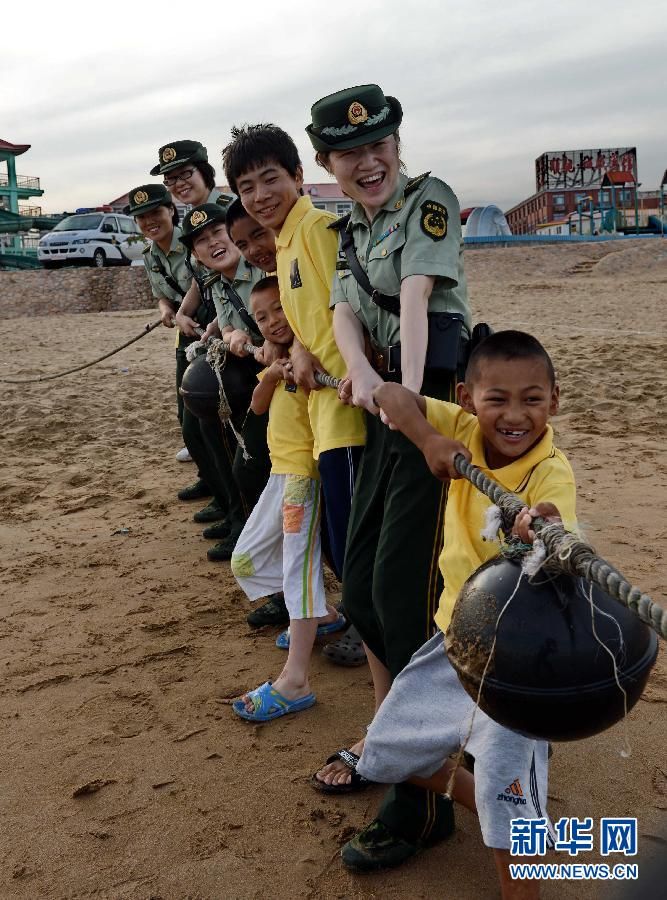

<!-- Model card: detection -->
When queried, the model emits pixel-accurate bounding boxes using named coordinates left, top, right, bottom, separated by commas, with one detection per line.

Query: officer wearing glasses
left=151, top=140, right=223, bottom=209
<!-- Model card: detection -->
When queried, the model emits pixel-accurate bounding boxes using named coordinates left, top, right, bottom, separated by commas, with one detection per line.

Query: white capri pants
left=231, top=473, right=326, bottom=619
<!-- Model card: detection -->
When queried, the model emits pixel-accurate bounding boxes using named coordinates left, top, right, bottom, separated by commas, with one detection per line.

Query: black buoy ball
left=179, top=352, right=257, bottom=422
left=447, top=555, right=658, bottom=742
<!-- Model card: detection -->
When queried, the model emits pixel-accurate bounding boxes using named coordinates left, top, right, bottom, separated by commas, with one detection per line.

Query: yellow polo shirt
left=424, top=398, right=577, bottom=633
left=275, top=195, right=365, bottom=458
left=260, top=371, right=317, bottom=479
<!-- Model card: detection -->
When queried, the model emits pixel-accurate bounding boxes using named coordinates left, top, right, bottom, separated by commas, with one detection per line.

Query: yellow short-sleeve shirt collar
left=473, top=424, right=556, bottom=489
left=275, top=195, right=313, bottom=249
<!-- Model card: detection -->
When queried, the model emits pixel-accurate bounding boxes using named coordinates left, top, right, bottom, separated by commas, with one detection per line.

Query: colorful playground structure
left=537, top=169, right=667, bottom=237
left=0, top=139, right=65, bottom=269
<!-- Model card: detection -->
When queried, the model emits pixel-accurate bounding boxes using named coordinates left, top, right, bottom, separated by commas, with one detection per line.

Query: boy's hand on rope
left=257, top=340, right=284, bottom=366
left=290, top=342, right=326, bottom=391
left=423, top=434, right=471, bottom=481
left=174, top=310, right=200, bottom=338
left=227, top=330, right=253, bottom=357
left=512, top=503, right=561, bottom=543
left=265, top=358, right=293, bottom=384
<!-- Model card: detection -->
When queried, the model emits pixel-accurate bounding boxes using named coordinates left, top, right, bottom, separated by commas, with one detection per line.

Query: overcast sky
left=3, top=0, right=665, bottom=214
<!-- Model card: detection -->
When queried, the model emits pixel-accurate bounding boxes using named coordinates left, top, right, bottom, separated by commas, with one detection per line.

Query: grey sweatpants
left=356, top=632, right=552, bottom=850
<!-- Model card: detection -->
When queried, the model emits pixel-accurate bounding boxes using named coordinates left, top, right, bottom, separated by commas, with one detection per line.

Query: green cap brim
left=124, top=199, right=169, bottom=216
left=306, top=96, right=402, bottom=152
left=149, top=156, right=192, bottom=176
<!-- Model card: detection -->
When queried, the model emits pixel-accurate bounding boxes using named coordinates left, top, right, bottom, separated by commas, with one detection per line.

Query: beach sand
left=1, top=240, right=665, bottom=899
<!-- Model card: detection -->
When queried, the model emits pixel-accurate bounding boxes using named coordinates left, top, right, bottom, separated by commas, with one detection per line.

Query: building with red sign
left=506, top=147, right=639, bottom=234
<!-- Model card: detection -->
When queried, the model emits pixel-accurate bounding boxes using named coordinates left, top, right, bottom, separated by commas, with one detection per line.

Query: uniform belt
left=371, top=344, right=401, bottom=375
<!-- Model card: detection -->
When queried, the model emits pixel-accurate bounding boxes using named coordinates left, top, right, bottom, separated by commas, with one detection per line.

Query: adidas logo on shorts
left=497, top=778, right=527, bottom=806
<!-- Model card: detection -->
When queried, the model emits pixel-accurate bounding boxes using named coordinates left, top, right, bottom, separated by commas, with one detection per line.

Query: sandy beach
left=1, top=239, right=665, bottom=899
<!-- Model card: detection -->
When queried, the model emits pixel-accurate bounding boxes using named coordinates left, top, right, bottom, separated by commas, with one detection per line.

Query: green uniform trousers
left=201, top=412, right=248, bottom=538
left=342, top=372, right=455, bottom=846
left=176, top=346, right=228, bottom=509
left=233, top=410, right=271, bottom=512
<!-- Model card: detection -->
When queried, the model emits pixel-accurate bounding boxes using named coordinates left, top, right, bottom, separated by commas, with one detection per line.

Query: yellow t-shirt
left=424, top=398, right=577, bottom=633
left=275, top=195, right=366, bottom=458
left=260, top=370, right=318, bottom=479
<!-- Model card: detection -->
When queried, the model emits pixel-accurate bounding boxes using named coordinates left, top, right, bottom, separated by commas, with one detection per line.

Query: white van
left=38, top=212, right=145, bottom=268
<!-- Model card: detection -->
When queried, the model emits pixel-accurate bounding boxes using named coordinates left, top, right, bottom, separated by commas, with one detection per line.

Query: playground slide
left=617, top=215, right=667, bottom=236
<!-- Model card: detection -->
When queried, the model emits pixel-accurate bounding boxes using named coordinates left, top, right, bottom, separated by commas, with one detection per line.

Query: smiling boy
left=222, top=125, right=366, bottom=665
left=231, top=277, right=344, bottom=722
left=225, top=199, right=277, bottom=275
left=342, top=331, right=576, bottom=899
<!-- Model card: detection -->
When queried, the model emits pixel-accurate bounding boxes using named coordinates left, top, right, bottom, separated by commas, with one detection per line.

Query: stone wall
left=0, top=267, right=155, bottom=318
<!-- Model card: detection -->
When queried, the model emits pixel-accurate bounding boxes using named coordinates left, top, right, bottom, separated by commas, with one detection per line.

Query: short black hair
left=225, top=198, right=250, bottom=236
left=169, top=203, right=180, bottom=226
left=222, top=124, right=302, bottom=195
left=250, top=274, right=279, bottom=297
left=466, top=330, right=556, bottom=386
left=193, top=160, right=216, bottom=191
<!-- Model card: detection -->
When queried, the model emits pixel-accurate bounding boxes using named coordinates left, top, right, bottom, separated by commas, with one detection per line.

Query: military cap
left=306, top=84, right=403, bottom=152
left=180, top=203, right=227, bottom=249
left=124, top=183, right=172, bottom=216
left=150, top=140, right=208, bottom=176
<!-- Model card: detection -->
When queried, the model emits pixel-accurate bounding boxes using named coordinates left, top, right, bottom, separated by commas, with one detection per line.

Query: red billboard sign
left=535, top=148, right=637, bottom=191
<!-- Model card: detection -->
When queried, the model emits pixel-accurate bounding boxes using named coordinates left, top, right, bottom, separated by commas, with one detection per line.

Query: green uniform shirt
left=142, top=225, right=191, bottom=305
left=330, top=172, right=471, bottom=348
left=210, top=259, right=264, bottom=342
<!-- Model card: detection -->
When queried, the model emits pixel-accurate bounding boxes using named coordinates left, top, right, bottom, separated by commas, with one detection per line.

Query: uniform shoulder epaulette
left=328, top=213, right=351, bottom=232
left=203, top=272, right=221, bottom=289
left=142, top=243, right=151, bottom=255
left=404, top=172, right=431, bottom=197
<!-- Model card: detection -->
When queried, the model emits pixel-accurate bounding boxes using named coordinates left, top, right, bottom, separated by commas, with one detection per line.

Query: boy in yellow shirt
left=222, top=124, right=366, bottom=666
left=231, top=277, right=344, bottom=721
left=343, top=331, right=576, bottom=900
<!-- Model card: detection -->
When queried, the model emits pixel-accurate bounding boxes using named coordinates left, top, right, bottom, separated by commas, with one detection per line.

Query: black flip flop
left=311, top=748, right=373, bottom=794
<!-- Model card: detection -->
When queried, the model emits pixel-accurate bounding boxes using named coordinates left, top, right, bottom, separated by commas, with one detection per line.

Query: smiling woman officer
left=150, top=139, right=223, bottom=209
left=125, top=183, right=229, bottom=534
left=306, top=84, right=472, bottom=869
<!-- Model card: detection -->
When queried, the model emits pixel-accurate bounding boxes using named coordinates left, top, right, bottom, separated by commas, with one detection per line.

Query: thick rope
left=239, top=343, right=341, bottom=389
left=188, top=331, right=341, bottom=389
left=0, top=319, right=162, bottom=384
left=454, top=454, right=667, bottom=641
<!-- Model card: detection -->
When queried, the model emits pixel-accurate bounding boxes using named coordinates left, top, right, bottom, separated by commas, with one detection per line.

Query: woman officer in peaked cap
left=146, top=141, right=239, bottom=536
left=306, top=84, right=472, bottom=866
left=150, top=139, right=225, bottom=209
left=125, top=181, right=230, bottom=537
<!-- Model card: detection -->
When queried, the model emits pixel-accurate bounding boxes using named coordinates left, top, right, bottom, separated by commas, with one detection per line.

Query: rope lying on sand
left=0, top=319, right=162, bottom=384
left=453, top=454, right=667, bottom=641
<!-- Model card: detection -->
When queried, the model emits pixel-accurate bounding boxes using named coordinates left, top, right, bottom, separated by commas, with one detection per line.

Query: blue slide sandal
left=275, top=614, right=346, bottom=650
left=232, top=681, right=316, bottom=722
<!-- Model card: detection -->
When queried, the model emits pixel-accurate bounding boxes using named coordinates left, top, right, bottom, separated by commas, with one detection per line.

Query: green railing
left=0, top=173, right=41, bottom=190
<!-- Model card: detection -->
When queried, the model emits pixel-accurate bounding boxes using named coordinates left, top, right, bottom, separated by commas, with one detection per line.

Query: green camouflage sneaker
left=246, top=593, right=290, bottom=627
left=341, top=819, right=422, bottom=872
left=193, top=501, right=225, bottom=524
left=207, top=534, right=239, bottom=562
left=177, top=479, right=211, bottom=502
left=202, top=520, right=231, bottom=540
